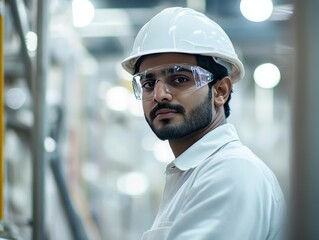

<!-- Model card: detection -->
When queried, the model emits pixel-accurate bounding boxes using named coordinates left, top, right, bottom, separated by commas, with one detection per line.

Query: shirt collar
left=168, top=123, right=240, bottom=172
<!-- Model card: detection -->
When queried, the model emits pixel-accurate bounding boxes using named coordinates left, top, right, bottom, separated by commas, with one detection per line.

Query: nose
left=152, top=79, right=172, bottom=102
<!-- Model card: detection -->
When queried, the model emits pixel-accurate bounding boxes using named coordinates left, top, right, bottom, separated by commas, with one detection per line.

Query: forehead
left=139, top=53, right=197, bottom=72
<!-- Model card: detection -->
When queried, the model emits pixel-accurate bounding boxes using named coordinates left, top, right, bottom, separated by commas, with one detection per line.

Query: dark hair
left=196, top=55, right=232, bottom=118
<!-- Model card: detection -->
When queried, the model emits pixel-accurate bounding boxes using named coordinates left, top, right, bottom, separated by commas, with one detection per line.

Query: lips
left=150, top=103, right=185, bottom=121
left=154, top=108, right=178, bottom=119
left=155, top=108, right=177, bottom=116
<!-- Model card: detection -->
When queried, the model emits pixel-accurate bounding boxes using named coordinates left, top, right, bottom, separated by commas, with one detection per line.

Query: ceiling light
left=72, top=0, right=95, bottom=28
left=6, top=88, right=27, bottom=110
left=105, top=86, right=132, bottom=111
left=25, top=31, right=37, bottom=51
left=117, top=172, right=149, bottom=196
left=254, top=63, right=281, bottom=89
left=44, top=137, right=56, bottom=153
left=240, top=0, right=273, bottom=22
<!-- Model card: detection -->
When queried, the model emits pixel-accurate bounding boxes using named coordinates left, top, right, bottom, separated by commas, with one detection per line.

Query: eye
left=170, top=76, right=190, bottom=85
left=141, top=79, right=156, bottom=90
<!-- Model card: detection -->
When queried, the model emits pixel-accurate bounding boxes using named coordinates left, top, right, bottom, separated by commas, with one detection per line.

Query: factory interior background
left=2, top=0, right=315, bottom=239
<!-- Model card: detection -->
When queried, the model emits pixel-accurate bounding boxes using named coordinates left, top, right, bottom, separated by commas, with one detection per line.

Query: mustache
left=150, top=102, right=185, bottom=119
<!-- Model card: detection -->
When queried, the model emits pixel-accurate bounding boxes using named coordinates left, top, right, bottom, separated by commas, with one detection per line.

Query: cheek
left=176, top=97, right=199, bottom=113
left=187, top=89, right=211, bottom=106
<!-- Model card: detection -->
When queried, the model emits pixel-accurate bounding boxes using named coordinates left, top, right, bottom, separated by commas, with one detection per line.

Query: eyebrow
left=143, top=66, right=192, bottom=79
left=143, top=72, right=156, bottom=80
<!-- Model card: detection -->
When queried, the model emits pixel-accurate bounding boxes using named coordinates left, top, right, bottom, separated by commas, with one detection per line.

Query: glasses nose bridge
left=154, top=78, right=170, bottom=93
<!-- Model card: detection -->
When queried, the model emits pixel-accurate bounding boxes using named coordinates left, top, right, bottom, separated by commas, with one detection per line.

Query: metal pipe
left=50, top=157, right=89, bottom=240
left=0, top=0, right=4, bottom=224
left=32, top=0, right=50, bottom=239
left=291, top=0, right=319, bottom=239
left=7, top=0, right=33, bottom=91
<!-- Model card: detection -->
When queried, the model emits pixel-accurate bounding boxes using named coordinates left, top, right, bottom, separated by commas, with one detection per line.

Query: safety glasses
left=132, top=64, right=214, bottom=101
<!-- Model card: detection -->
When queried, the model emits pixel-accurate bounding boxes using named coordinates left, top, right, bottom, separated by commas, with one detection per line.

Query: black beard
left=145, top=89, right=213, bottom=140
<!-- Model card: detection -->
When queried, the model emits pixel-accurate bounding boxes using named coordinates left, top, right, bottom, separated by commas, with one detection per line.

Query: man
left=122, top=7, right=285, bottom=240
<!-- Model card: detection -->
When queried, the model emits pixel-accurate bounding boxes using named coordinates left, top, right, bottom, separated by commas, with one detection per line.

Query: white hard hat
left=122, top=7, right=245, bottom=83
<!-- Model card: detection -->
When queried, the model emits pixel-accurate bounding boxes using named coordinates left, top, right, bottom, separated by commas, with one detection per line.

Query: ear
left=213, top=77, right=232, bottom=107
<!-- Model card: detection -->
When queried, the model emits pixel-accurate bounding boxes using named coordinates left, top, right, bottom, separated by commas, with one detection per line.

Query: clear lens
left=132, top=64, right=213, bottom=101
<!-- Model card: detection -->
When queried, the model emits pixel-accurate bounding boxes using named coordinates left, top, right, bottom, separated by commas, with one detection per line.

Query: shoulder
left=192, top=142, right=284, bottom=203
left=178, top=142, right=286, bottom=240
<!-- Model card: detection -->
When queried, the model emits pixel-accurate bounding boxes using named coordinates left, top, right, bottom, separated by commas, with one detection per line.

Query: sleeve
left=166, top=158, right=274, bottom=240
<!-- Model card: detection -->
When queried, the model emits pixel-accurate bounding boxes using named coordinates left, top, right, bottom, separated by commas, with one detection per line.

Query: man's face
left=139, top=53, right=215, bottom=140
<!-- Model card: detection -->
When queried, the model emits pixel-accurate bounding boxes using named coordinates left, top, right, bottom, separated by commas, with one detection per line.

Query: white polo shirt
left=142, top=123, right=285, bottom=240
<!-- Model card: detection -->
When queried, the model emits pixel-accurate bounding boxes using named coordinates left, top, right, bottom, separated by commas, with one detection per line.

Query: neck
left=169, top=108, right=227, bottom=157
